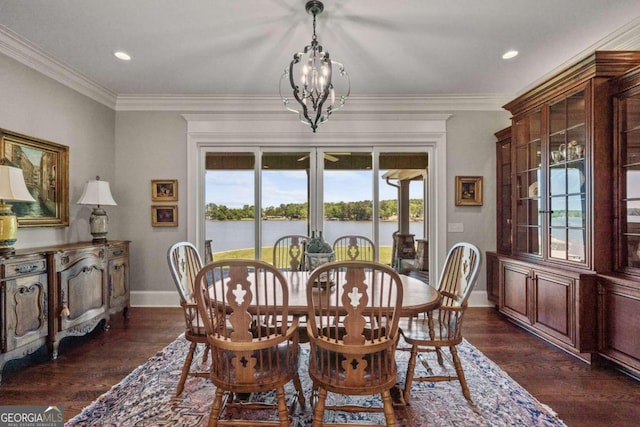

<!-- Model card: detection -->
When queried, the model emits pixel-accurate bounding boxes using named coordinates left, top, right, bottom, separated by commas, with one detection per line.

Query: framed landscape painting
left=0, top=129, right=69, bottom=227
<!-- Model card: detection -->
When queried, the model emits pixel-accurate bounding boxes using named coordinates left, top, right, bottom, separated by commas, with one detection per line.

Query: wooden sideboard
left=0, top=241, right=129, bottom=381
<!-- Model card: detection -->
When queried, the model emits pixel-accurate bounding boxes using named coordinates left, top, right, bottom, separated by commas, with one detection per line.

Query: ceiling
left=1, top=0, right=640, bottom=106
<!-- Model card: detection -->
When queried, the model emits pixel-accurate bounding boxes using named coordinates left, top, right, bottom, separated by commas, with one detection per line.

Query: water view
left=207, top=220, right=424, bottom=253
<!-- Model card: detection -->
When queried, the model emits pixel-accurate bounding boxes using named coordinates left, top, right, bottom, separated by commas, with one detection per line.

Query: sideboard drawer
left=107, top=243, right=128, bottom=259
left=3, top=258, right=47, bottom=278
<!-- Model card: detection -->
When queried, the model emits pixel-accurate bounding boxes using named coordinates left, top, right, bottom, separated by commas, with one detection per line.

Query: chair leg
left=201, top=343, right=210, bottom=366
left=381, top=389, right=397, bottom=426
left=427, top=312, right=444, bottom=365
left=276, top=385, right=290, bottom=426
left=435, top=346, right=444, bottom=366
left=312, top=387, right=328, bottom=427
left=292, top=373, right=306, bottom=410
left=208, top=388, right=225, bottom=427
left=403, top=345, right=418, bottom=403
left=450, top=345, right=472, bottom=402
left=176, top=341, right=198, bottom=397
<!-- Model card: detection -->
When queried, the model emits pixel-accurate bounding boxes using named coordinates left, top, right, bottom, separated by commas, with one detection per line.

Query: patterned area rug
left=66, top=335, right=566, bottom=426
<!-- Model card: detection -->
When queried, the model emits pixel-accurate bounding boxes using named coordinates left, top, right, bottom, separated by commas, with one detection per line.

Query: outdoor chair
left=194, top=259, right=305, bottom=427
left=306, top=261, right=404, bottom=426
left=332, top=235, right=376, bottom=262
left=166, top=241, right=210, bottom=397
left=398, top=242, right=481, bottom=403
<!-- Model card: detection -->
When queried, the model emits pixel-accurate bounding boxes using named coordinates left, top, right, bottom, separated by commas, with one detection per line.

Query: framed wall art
left=151, top=179, right=178, bottom=202
left=151, top=205, right=178, bottom=227
left=455, top=176, right=483, bottom=206
left=0, top=128, right=70, bottom=227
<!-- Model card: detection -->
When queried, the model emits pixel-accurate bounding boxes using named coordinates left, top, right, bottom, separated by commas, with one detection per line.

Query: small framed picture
left=151, top=179, right=178, bottom=202
left=455, top=176, right=483, bottom=206
left=151, top=205, right=178, bottom=227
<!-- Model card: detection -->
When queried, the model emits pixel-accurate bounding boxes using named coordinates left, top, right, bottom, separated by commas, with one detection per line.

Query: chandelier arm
left=287, top=54, right=313, bottom=129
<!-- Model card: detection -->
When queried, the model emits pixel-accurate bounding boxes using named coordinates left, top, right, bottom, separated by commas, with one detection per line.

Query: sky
left=205, top=170, right=423, bottom=208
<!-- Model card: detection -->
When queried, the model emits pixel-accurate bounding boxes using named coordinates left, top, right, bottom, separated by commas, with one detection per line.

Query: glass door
left=205, top=151, right=257, bottom=260
left=261, top=151, right=312, bottom=263
left=615, top=87, right=640, bottom=272
left=378, top=152, right=427, bottom=266
left=514, top=109, right=542, bottom=257
left=204, top=147, right=429, bottom=269
left=320, top=150, right=373, bottom=248
left=548, top=88, right=587, bottom=263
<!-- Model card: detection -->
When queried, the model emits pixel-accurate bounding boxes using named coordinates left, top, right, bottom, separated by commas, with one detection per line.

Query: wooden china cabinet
left=495, top=51, right=640, bottom=363
left=596, top=65, right=640, bottom=377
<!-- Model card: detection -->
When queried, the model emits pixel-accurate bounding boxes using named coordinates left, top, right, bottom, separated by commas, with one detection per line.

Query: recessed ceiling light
left=114, top=51, right=131, bottom=61
left=502, top=50, right=518, bottom=60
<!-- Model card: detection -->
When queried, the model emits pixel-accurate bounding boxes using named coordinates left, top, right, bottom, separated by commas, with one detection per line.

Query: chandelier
left=280, top=0, right=350, bottom=133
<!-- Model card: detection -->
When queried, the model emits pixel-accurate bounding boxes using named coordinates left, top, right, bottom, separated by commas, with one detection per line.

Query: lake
left=206, top=220, right=424, bottom=252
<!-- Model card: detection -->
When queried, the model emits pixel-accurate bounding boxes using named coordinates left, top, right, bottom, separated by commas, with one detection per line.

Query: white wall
left=0, top=53, right=116, bottom=248
left=446, top=111, right=511, bottom=304
left=114, top=111, right=187, bottom=305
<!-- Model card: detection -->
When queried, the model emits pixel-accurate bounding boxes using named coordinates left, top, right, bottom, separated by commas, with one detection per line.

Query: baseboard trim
left=131, top=290, right=494, bottom=308
left=131, top=291, right=179, bottom=307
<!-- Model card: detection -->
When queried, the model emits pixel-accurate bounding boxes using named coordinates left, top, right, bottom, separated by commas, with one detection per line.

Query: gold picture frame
left=151, top=205, right=178, bottom=227
left=151, top=179, right=178, bottom=202
left=455, top=176, right=483, bottom=206
left=0, top=128, right=70, bottom=227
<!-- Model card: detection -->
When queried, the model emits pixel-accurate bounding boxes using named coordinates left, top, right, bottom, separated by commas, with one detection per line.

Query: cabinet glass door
left=548, top=90, right=586, bottom=263
left=514, top=110, right=542, bottom=256
left=617, top=93, right=640, bottom=270
left=497, top=135, right=512, bottom=253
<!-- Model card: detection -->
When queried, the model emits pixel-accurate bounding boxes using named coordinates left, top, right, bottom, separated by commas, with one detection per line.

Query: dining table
left=271, top=269, right=440, bottom=317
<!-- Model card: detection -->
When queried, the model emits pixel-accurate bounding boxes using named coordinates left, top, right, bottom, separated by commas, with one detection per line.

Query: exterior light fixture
left=280, top=0, right=350, bottom=133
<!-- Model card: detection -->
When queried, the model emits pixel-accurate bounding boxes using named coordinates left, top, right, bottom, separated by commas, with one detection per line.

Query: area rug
left=66, top=335, right=566, bottom=426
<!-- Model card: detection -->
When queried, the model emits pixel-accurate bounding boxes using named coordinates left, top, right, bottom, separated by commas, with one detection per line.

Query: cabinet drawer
left=55, top=247, right=103, bottom=270
left=3, top=258, right=47, bottom=278
left=107, top=244, right=128, bottom=259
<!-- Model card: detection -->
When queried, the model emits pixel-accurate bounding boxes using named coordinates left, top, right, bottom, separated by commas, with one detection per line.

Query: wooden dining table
left=274, top=270, right=441, bottom=316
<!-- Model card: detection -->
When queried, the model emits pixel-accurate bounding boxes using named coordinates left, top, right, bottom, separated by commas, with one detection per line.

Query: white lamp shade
left=0, top=165, right=36, bottom=202
left=77, top=180, right=117, bottom=206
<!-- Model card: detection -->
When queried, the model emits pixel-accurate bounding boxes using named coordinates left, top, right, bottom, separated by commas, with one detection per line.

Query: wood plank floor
left=1, top=306, right=639, bottom=426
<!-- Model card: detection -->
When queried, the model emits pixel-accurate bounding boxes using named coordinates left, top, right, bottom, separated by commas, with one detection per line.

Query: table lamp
left=77, top=176, right=117, bottom=243
left=0, top=164, right=36, bottom=254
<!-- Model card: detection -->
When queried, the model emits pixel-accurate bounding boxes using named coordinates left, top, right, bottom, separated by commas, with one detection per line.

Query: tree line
left=205, top=199, right=424, bottom=221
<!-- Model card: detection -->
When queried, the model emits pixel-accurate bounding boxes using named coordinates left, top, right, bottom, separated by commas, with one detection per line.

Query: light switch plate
left=448, top=222, right=464, bottom=232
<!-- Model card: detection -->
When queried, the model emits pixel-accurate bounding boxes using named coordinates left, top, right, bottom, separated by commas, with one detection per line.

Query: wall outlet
left=448, top=222, right=464, bottom=232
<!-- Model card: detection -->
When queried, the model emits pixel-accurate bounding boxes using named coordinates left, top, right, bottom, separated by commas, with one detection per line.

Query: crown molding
left=0, top=26, right=117, bottom=109
left=116, top=94, right=513, bottom=112
left=516, top=16, right=640, bottom=96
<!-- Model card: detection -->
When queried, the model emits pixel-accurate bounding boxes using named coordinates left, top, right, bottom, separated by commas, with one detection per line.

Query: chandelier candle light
left=77, top=176, right=117, bottom=243
left=280, top=0, right=350, bottom=132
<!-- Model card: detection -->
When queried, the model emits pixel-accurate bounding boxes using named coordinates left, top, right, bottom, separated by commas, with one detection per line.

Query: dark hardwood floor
left=1, top=306, right=639, bottom=426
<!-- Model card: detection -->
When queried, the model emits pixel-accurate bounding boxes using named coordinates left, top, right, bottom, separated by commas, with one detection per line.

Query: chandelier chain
left=312, top=12, right=317, bottom=41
